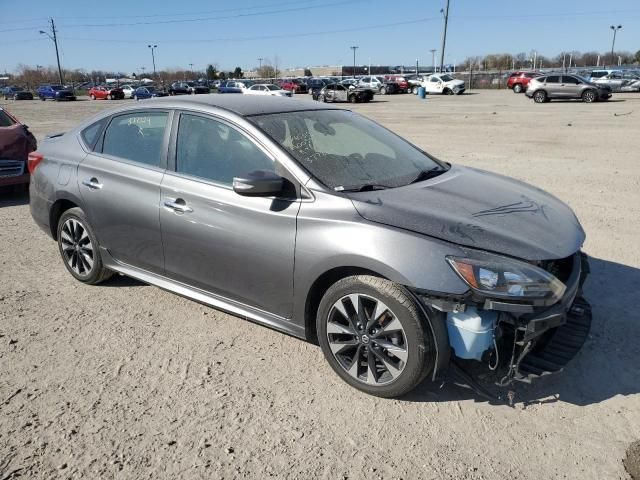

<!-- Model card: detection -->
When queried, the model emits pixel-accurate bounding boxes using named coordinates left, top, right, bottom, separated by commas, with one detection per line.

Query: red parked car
left=89, top=85, right=125, bottom=100
left=385, top=75, right=410, bottom=93
left=507, top=71, right=542, bottom=93
left=0, top=106, right=37, bottom=190
left=278, top=79, right=307, bottom=94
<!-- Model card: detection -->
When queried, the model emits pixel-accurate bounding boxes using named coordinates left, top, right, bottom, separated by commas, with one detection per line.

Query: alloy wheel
left=60, top=218, right=94, bottom=276
left=326, top=293, right=408, bottom=386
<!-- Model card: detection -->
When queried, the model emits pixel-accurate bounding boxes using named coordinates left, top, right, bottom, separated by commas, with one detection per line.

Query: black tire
left=40, top=96, right=46, bottom=101
left=412, top=86, right=419, bottom=94
left=513, top=83, right=523, bottom=93
left=533, top=90, right=547, bottom=103
left=134, top=94, right=138, bottom=101
left=582, top=89, right=597, bottom=103
left=90, top=94, right=95, bottom=100
left=316, top=275, right=435, bottom=398
left=107, top=94, right=112, bottom=100
left=380, top=86, right=387, bottom=95
left=318, top=94, right=326, bottom=103
left=348, top=94, right=358, bottom=103
left=57, top=207, right=113, bottom=285
left=443, top=88, right=453, bottom=95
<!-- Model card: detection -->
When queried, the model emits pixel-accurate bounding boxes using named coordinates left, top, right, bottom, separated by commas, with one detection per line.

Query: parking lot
left=1, top=90, right=639, bottom=479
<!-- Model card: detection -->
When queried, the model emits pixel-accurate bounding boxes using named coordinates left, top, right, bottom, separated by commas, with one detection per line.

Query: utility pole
left=439, top=0, right=450, bottom=73
left=415, top=59, right=418, bottom=75
left=350, top=46, right=359, bottom=78
left=39, top=18, right=64, bottom=86
left=257, top=57, right=263, bottom=75
left=430, top=49, right=436, bottom=72
left=609, top=25, right=622, bottom=68
left=148, top=45, right=158, bottom=80
left=189, top=63, right=194, bottom=78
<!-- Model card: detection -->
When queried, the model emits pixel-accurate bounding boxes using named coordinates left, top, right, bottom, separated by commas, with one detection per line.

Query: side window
left=546, top=75, right=560, bottom=83
left=102, top=111, right=168, bottom=167
left=81, top=118, right=108, bottom=150
left=175, top=114, right=274, bottom=186
left=430, top=77, right=439, bottom=83
left=562, top=76, right=580, bottom=85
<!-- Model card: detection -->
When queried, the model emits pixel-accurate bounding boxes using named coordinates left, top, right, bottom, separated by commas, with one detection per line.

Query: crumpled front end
left=416, top=251, right=591, bottom=389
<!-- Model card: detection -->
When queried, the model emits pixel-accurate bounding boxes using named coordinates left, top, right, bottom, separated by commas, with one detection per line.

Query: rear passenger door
left=77, top=110, right=171, bottom=274
left=544, top=75, right=562, bottom=98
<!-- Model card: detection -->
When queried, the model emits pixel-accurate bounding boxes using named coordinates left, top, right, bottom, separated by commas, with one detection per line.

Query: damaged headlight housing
left=446, top=251, right=566, bottom=302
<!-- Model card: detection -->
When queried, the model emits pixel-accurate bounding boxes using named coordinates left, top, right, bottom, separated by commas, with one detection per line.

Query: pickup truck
left=314, top=83, right=375, bottom=103
left=417, top=73, right=465, bottom=95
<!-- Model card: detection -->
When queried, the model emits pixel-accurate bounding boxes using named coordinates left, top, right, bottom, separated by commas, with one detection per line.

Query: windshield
left=0, top=109, right=17, bottom=127
left=50, top=85, right=63, bottom=91
left=439, top=74, right=454, bottom=82
left=251, top=110, right=445, bottom=190
left=147, top=87, right=157, bottom=92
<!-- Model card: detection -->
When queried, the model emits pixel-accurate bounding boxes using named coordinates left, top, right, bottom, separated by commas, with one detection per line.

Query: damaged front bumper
left=415, top=251, right=592, bottom=388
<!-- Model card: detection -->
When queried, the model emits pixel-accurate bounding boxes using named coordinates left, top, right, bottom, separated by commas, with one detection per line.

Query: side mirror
left=233, top=170, right=283, bottom=197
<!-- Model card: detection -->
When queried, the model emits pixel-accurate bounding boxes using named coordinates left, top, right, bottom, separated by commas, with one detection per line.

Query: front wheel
left=412, top=86, right=419, bottom=94
left=380, top=86, right=387, bottom=95
left=317, top=275, right=435, bottom=398
left=90, top=94, right=95, bottom=100
left=107, top=94, right=112, bottom=100
left=582, top=89, right=597, bottom=103
left=57, top=208, right=113, bottom=285
left=513, top=84, right=523, bottom=93
left=133, top=94, right=138, bottom=101
left=318, top=94, right=326, bottom=102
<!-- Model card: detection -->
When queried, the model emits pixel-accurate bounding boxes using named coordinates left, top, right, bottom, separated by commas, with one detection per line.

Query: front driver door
left=159, top=112, right=300, bottom=318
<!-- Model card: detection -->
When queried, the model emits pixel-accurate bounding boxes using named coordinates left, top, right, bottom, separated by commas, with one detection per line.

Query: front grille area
left=540, top=254, right=575, bottom=283
left=0, top=161, right=25, bottom=178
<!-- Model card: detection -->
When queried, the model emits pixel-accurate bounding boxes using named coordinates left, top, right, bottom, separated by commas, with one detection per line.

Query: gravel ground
left=1, top=91, right=639, bottom=480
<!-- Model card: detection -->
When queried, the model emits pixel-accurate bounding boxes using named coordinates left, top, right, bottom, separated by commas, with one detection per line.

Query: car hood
left=444, top=79, right=465, bottom=87
left=347, top=165, right=585, bottom=261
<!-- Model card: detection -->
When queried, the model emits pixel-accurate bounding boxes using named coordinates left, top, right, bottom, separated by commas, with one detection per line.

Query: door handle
left=82, top=178, right=103, bottom=190
left=164, top=198, right=193, bottom=213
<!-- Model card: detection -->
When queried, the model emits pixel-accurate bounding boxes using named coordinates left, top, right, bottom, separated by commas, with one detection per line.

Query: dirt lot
left=1, top=91, right=639, bottom=479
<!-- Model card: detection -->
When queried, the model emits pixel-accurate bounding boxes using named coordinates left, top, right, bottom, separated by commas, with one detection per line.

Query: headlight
left=446, top=251, right=566, bottom=302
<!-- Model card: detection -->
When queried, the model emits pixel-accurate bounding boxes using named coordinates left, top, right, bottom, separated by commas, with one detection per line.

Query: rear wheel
left=513, top=83, right=523, bottom=93
left=348, top=94, right=358, bottom=103
left=533, top=90, right=547, bottom=103
left=317, top=275, right=435, bottom=398
left=90, top=94, right=96, bottom=100
left=57, top=208, right=113, bottom=285
left=582, top=89, right=597, bottom=103
left=107, top=94, right=112, bottom=100
left=380, top=86, right=387, bottom=95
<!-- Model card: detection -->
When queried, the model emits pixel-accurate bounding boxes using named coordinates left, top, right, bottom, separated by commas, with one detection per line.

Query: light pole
left=189, top=63, right=194, bottom=78
left=148, top=45, right=158, bottom=80
left=609, top=25, right=622, bottom=67
left=350, top=46, right=359, bottom=78
left=430, top=49, right=436, bottom=72
left=439, top=0, right=450, bottom=73
left=39, top=18, right=64, bottom=86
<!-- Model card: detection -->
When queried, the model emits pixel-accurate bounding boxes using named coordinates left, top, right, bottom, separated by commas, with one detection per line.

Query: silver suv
left=526, top=74, right=612, bottom=103
left=29, top=96, right=591, bottom=398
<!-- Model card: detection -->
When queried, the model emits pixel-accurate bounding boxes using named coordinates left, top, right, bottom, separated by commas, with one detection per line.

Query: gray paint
left=30, top=96, right=585, bottom=340
left=347, top=165, right=585, bottom=261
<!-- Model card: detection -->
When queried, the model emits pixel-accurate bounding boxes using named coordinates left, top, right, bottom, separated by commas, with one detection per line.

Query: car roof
left=142, top=94, right=341, bottom=116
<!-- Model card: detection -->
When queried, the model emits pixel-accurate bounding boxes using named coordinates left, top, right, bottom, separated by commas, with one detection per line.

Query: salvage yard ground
left=1, top=91, right=639, bottom=479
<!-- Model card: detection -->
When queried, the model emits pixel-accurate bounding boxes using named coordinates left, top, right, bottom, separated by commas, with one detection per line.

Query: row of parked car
left=507, top=68, right=640, bottom=103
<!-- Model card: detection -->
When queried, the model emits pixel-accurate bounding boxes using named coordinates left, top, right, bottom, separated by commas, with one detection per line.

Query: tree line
left=463, top=50, right=640, bottom=71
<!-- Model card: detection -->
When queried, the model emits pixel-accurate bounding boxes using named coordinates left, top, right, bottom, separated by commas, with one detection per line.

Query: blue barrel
left=418, top=87, right=426, bottom=99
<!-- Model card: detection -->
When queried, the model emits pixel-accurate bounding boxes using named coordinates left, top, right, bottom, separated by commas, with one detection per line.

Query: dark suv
left=507, top=71, right=542, bottom=93
left=37, top=85, right=76, bottom=101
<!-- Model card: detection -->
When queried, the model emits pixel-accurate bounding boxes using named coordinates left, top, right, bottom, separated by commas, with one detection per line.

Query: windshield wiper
left=408, top=167, right=446, bottom=185
left=334, top=183, right=390, bottom=192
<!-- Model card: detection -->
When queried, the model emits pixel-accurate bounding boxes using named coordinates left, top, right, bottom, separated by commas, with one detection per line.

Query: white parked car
left=420, top=74, right=465, bottom=95
left=120, top=85, right=137, bottom=99
left=357, top=76, right=384, bottom=92
left=245, top=84, right=292, bottom=97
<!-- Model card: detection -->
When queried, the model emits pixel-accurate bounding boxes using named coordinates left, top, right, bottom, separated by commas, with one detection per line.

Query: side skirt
left=101, top=248, right=306, bottom=339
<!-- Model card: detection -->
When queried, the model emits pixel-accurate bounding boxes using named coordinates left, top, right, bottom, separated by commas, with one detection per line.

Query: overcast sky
left=1, top=0, right=638, bottom=74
